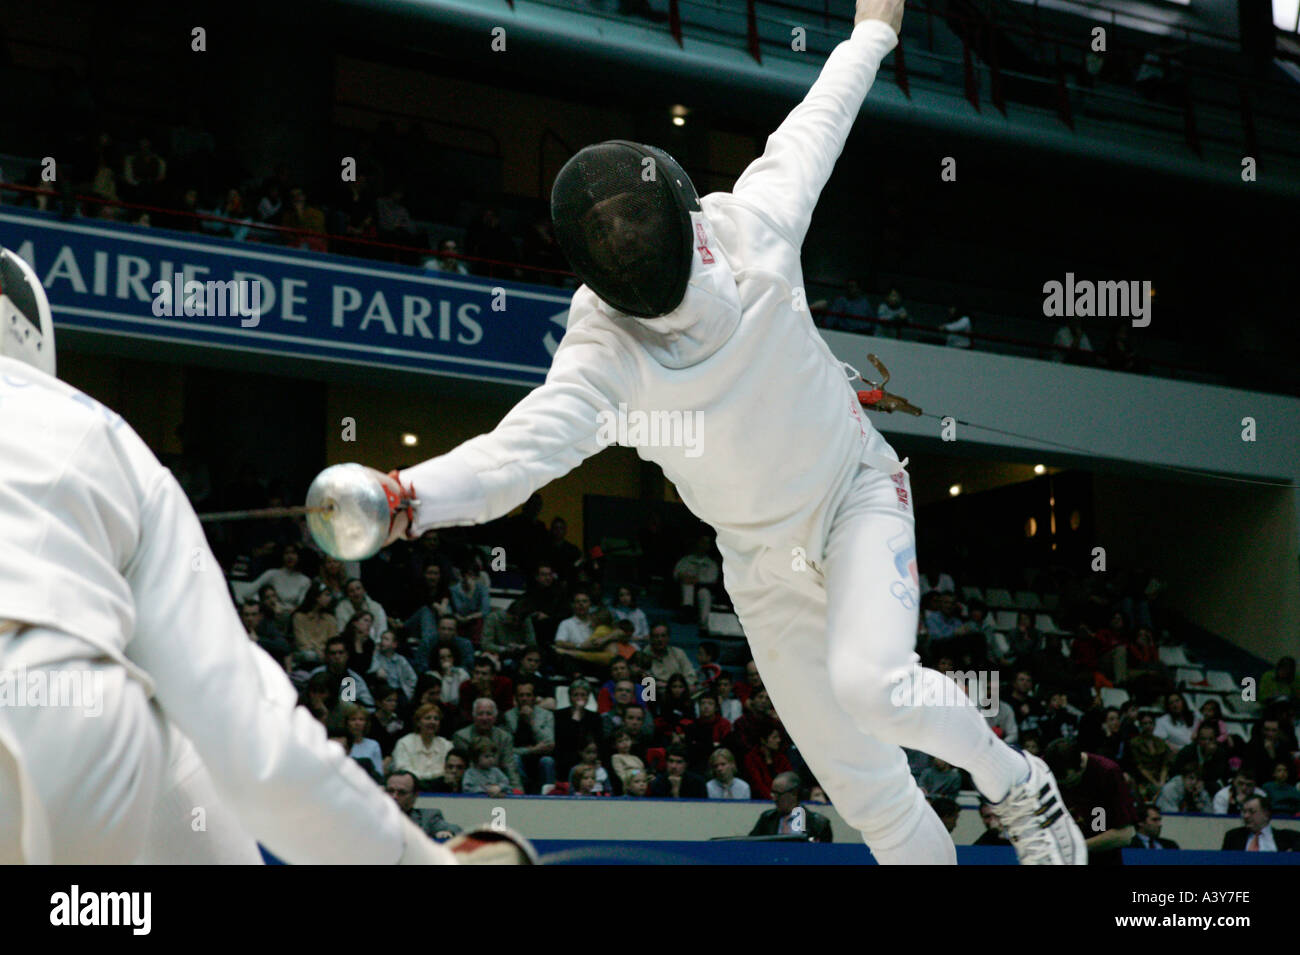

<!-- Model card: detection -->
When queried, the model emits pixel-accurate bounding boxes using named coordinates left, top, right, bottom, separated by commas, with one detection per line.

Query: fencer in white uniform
left=391, top=0, right=1086, bottom=864
left=0, top=249, right=462, bottom=865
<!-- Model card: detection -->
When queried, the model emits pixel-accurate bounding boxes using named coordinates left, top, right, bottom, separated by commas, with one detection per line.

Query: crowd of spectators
left=809, top=280, right=1146, bottom=372
left=909, top=563, right=1300, bottom=853
left=224, top=490, right=831, bottom=828
left=3, top=118, right=572, bottom=287
left=5, top=116, right=1154, bottom=374
left=217, top=462, right=1300, bottom=851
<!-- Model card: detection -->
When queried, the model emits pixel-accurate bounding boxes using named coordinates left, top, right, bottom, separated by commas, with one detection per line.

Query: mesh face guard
left=551, top=140, right=701, bottom=319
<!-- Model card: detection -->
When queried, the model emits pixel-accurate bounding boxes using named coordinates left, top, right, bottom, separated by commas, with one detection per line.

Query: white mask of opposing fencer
left=0, top=247, right=56, bottom=377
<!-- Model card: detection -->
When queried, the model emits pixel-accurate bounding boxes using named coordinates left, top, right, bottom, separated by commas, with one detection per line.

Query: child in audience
left=462, top=738, right=510, bottom=796
left=569, top=765, right=599, bottom=796
left=715, top=673, right=743, bottom=723
left=574, top=739, right=613, bottom=794
left=611, top=730, right=645, bottom=792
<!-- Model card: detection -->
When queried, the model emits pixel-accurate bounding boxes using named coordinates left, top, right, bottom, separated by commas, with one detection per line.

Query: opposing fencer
left=0, top=247, right=530, bottom=864
left=378, top=0, right=1086, bottom=863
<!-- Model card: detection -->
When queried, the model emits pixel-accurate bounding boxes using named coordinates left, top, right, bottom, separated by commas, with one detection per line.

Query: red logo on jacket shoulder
left=695, top=223, right=714, bottom=264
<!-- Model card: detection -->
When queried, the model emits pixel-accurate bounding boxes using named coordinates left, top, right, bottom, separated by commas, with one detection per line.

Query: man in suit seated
left=1129, top=804, right=1178, bottom=850
left=1221, top=794, right=1300, bottom=851
left=749, top=772, right=833, bottom=842
left=384, top=770, right=462, bottom=840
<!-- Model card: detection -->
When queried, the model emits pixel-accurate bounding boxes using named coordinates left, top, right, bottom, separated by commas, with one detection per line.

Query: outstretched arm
left=731, top=0, right=904, bottom=248
left=396, top=324, right=633, bottom=534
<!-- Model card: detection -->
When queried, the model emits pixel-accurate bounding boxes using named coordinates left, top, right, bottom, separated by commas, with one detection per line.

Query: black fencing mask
left=550, top=140, right=701, bottom=318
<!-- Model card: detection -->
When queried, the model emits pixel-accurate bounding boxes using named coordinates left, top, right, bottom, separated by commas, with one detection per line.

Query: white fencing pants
left=0, top=632, right=262, bottom=864
left=727, top=462, right=1022, bottom=863
left=135, top=726, right=262, bottom=864
left=0, top=653, right=164, bottom=864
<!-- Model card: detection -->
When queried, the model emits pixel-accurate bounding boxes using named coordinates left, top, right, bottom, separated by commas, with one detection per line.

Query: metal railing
left=3, top=181, right=1273, bottom=396
left=537, top=0, right=1300, bottom=162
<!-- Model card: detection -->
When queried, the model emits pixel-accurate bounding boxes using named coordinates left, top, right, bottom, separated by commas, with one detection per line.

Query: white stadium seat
left=1205, top=670, right=1237, bottom=693
left=707, top=611, right=745, bottom=638
left=1099, top=687, right=1130, bottom=709
left=1158, top=646, right=1191, bottom=667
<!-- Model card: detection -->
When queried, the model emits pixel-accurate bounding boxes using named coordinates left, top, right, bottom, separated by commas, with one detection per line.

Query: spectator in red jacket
left=727, top=686, right=780, bottom=761
left=457, top=656, right=514, bottom=721
left=1119, top=625, right=1170, bottom=695
left=744, top=727, right=794, bottom=800
left=1045, top=738, right=1139, bottom=865
left=596, top=657, right=636, bottom=713
left=735, top=659, right=763, bottom=704
left=686, top=692, right=732, bottom=772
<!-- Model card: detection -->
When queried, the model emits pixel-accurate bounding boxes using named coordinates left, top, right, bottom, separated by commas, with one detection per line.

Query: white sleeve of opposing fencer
left=122, top=467, right=454, bottom=864
left=400, top=325, right=629, bottom=535
left=396, top=812, right=459, bottom=865
left=730, top=18, right=898, bottom=249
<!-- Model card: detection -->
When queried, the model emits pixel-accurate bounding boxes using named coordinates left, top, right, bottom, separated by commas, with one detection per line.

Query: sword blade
left=197, top=504, right=334, bottom=523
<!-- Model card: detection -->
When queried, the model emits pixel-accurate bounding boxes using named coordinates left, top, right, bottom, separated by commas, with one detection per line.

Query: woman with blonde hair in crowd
left=706, top=747, right=751, bottom=800
left=340, top=703, right=384, bottom=778
left=391, top=703, right=453, bottom=788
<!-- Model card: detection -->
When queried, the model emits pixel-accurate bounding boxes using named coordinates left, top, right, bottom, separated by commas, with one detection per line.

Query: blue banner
left=0, top=208, right=572, bottom=387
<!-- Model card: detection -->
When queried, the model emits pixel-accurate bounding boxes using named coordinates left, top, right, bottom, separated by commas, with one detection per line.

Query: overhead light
left=670, top=104, right=690, bottom=127
left=1034, top=464, right=1046, bottom=475
left=401, top=433, right=419, bottom=447
left=949, top=484, right=961, bottom=497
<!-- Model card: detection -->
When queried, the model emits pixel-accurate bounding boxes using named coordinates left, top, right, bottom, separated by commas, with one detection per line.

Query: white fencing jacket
left=0, top=356, right=438, bottom=864
left=402, top=20, right=905, bottom=574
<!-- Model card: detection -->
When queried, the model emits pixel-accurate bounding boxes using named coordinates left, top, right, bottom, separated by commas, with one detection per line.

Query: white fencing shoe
left=988, top=753, right=1088, bottom=865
